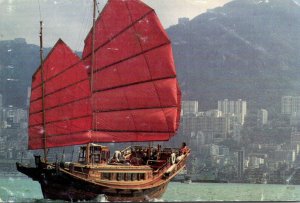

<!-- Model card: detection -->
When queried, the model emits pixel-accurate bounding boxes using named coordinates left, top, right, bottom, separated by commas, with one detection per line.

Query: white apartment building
left=257, top=109, right=268, bottom=126
left=218, top=99, right=247, bottom=125
left=281, top=96, right=300, bottom=114
left=181, top=100, right=199, bottom=115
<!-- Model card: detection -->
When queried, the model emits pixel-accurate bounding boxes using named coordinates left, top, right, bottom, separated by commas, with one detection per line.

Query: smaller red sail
left=28, top=39, right=92, bottom=150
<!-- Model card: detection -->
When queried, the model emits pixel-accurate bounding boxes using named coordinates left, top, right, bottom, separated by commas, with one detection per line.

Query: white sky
left=0, top=0, right=232, bottom=51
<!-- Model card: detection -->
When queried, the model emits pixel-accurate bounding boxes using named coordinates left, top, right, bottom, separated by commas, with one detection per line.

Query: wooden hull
left=16, top=146, right=190, bottom=201
left=45, top=168, right=169, bottom=201
left=17, top=162, right=169, bottom=202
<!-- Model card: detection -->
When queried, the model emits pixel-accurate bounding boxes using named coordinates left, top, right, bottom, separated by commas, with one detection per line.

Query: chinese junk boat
left=16, top=0, right=190, bottom=201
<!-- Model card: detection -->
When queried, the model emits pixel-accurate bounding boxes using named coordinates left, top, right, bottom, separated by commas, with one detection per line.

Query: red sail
left=28, top=40, right=92, bottom=149
left=83, top=0, right=181, bottom=142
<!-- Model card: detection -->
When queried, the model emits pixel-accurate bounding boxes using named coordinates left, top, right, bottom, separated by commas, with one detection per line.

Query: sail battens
left=29, top=131, right=92, bottom=149
left=31, top=62, right=88, bottom=92
left=92, top=75, right=176, bottom=94
left=30, top=95, right=90, bottom=115
left=83, top=9, right=155, bottom=59
left=94, top=105, right=177, bottom=113
left=30, top=79, right=89, bottom=103
left=82, top=2, right=154, bottom=59
left=91, top=42, right=170, bottom=75
left=29, top=130, right=171, bottom=139
left=90, top=131, right=171, bottom=143
left=29, top=115, right=92, bottom=127
left=85, top=0, right=180, bottom=143
left=94, top=107, right=177, bottom=133
left=93, top=130, right=174, bottom=133
left=28, top=39, right=92, bottom=150
left=28, top=0, right=181, bottom=149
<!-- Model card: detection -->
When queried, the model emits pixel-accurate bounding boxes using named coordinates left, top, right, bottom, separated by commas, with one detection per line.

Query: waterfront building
left=291, top=131, right=300, bottom=153
left=2, top=106, right=27, bottom=129
left=182, top=110, right=230, bottom=143
left=218, top=99, right=247, bottom=125
left=281, top=96, right=300, bottom=115
left=0, top=94, right=2, bottom=109
left=26, top=87, right=31, bottom=107
left=219, top=146, right=230, bottom=157
left=210, top=144, right=220, bottom=156
left=274, top=149, right=296, bottom=164
left=232, top=123, right=242, bottom=143
left=181, top=100, right=198, bottom=115
left=289, top=112, right=300, bottom=126
left=0, top=94, right=2, bottom=126
left=237, top=150, right=244, bottom=179
left=257, top=109, right=268, bottom=127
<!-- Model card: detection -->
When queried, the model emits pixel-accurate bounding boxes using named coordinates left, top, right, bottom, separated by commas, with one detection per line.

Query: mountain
left=0, top=39, right=42, bottom=108
left=167, top=0, right=300, bottom=112
left=1, top=0, right=300, bottom=112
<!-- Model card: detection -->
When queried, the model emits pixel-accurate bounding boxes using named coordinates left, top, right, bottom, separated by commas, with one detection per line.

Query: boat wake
left=0, top=186, right=14, bottom=196
left=94, top=194, right=109, bottom=202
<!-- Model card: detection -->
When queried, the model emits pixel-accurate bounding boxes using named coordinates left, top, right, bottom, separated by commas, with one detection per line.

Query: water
left=0, top=177, right=300, bottom=202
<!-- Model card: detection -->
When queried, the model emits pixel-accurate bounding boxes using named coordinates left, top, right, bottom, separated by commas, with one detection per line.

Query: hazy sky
left=0, top=0, right=232, bottom=51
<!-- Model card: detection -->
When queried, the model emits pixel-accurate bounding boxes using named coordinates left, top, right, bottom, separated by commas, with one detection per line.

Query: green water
left=0, top=177, right=300, bottom=202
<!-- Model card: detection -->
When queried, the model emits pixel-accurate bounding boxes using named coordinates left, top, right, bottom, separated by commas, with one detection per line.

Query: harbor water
left=0, top=176, right=300, bottom=202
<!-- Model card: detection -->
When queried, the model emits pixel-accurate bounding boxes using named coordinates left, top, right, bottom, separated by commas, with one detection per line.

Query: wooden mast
left=86, top=0, right=97, bottom=164
left=39, top=20, right=47, bottom=162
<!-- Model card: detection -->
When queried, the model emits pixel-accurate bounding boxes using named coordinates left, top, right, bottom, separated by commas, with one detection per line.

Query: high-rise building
left=182, top=110, right=230, bottom=143
left=26, top=86, right=31, bottom=107
left=2, top=106, right=27, bottom=129
left=181, top=100, right=198, bottom=115
left=0, top=94, right=2, bottom=125
left=281, top=96, right=300, bottom=115
left=257, top=109, right=268, bottom=127
left=237, top=150, right=244, bottom=179
left=210, top=144, right=219, bottom=156
left=0, top=94, right=2, bottom=108
left=218, top=99, right=247, bottom=125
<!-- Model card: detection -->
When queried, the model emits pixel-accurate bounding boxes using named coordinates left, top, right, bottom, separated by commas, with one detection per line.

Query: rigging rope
left=37, top=0, right=42, bottom=21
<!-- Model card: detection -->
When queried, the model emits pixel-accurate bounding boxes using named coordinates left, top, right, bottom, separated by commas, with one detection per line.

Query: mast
left=86, top=0, right=97, bottom=164
left=39, top=20, right=47, bottom=162
left=90, top=0, right=96, bottom=93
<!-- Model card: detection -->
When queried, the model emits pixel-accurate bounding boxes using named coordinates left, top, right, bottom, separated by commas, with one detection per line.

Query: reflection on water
left=0, top=177, right=300, bottom=202
left=163, top=182, right=300, bottom=202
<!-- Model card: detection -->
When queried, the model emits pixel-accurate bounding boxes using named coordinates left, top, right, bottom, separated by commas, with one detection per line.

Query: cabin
left=78, top=143, right=110, bottom=164
left=60, top=144, right=185, bottom=183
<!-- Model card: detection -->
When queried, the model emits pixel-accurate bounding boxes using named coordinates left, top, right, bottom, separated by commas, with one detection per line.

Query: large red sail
left=28, top=40, right=92, bottom=149
left=82, top=0, right=181, bottom=142
left=28, top=0, right=181, bottom=149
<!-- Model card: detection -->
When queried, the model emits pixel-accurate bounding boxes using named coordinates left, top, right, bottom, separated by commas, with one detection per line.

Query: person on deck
left=180, top=142, right=189, bottom=155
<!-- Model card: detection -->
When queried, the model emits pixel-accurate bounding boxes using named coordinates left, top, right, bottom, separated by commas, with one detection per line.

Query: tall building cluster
left=181, top=99, right=247, bottom=148
left=281, top=96, right=300, bottom=115
left=217, top=99, right=247, bottom=125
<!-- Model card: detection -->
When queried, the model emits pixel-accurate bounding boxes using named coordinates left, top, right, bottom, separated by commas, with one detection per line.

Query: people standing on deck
left=180, top=142, right=189, bottom=155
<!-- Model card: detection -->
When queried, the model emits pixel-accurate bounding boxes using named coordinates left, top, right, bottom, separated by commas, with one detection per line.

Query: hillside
left=0, top=39, right=42, bottom=107
left=1, top=0, right=300, bottom=113
left=167, top=0, right=300, bottom=111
